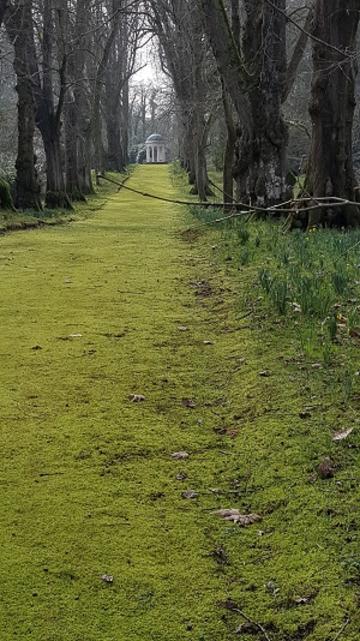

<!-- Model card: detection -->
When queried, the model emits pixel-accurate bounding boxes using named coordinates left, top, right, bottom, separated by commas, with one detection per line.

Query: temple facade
left=145, top=133, right=167, bottom=163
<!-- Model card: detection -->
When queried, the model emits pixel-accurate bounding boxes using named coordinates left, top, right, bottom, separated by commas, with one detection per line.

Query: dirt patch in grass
left=179, top=226, right=204, bottom=243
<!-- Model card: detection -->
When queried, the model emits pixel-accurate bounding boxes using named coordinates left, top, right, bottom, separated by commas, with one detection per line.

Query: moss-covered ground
left=0, top=173, right=122, bottom=234
left=0, top=165, right=359, bottom=640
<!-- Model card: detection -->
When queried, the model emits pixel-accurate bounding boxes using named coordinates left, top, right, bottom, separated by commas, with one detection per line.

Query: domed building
left=145, top=133, right=168, bottom=164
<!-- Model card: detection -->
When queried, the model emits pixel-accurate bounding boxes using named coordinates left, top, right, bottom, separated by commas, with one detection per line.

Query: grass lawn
left=0, top=164, right=359, bottom=640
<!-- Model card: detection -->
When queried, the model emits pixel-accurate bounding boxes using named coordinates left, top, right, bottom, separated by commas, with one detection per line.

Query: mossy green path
left=0, top=165, right=358, bottom=641
left=0, top=165, right=225, bottom=641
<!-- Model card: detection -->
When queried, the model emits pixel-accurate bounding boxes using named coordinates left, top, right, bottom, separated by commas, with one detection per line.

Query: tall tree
left=5, top=0, right=42, bottom=210
left=304, top=0, right=360, bottom=227
left=0, top=0, right=8, bottom=26
left=34, top=0, right=72, bottom=209
left=149, top=0, right=214, bottom=200
left=200, top=0, right=289, bottom=205
left=200, top=0, right=313, bottom=207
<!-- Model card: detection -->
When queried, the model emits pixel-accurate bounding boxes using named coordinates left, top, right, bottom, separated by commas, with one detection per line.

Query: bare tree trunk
left=106, top=119, right=123, bottom=171
left=6, top=0, right=42, bottom=210
left=65, top=89, right=86, bottom=201
left=36, top=0, right=72, bottom=209
left=121, top=80, right=130, bottom=166
left=200, top=0, right=288, bottom=205
left=149, top=0, right=212, bottom=199
left=0, top=0, right=8, bottom=27
left=64, top=0, right=87, bottom=200
left=236, top=0, right=288, bottom=205
left=222, top=85, right=236, bottom=204
left=305, top=0, right=360, bottom=227
left=92, top=0, right=121, bottom=181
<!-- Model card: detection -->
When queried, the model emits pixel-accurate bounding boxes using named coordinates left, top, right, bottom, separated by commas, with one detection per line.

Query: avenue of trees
left=0, top=0, right=144, bottom=210
left=1, top=1, right=360, bottom=227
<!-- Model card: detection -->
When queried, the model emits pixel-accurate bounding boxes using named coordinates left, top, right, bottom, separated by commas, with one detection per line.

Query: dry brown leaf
left=317, top=457, right=335, bottom=479
left=182, top=398, right=196, bottom=408
left=182, top=490, right=198, bottom=499
left=100, top=574, right=114, bottom=584
left=299, top=410, right=312, bottom=419
left=350, top=328, right=360, bottom=339
left=214, top=509, right=262, bottom=526
left=171, top=451, right=189, bottom=460
left=259, top=370, right=271, bottom=377
left=226, top=429, right=239, bottom=439
left=311, top=362, right=322, bottom=369
left=129, top=394, right=146, bottom=403
left=176, top=472, right=188, bottom=481
left=332, top=427, right=353, bottom=442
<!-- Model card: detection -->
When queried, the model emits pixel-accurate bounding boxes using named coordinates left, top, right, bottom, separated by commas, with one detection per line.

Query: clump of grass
left=186, top=178, right=360, bottom=391
left=269, top=277, right=288, bottom=315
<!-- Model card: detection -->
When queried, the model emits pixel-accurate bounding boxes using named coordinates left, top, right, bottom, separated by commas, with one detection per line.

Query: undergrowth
left=191, top=204, right=360, bottom=380
left=185, top=195, right=360, bottom=640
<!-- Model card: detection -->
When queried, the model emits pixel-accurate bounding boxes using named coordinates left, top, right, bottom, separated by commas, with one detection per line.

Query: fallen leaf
left=100, top=574, right=114, bottom=584
left=182, top=398, right=196, bottom=408
left=332, top=427, right=353, bottom=442
left=214, top=509, right=262, bottom=526
left=171, top=451, right=189, bottom=460
left=176, top=472, right=188, bottom=481
left=318, top=457, right=335, bottom=479
left=292, top=302, right=302, bottom=313
left=350, top=328, right=360, bottom=339
left=182, top=490, right=198, bottom=499
left=299, top=410, right=312, bottom=419
left=210, top=547, right=229, bottom=565
left=236, top=622, right=259, bottom=635
left=259, top=370, right=271, bottom=377
left=226, top=429, right=239, bottom=439
left=129, top=394, right=146, bottom=403
left=266, top=580, right=280, bottom=596
left=213, top=426, right=228, bottom=436
left=337, top=313, right=348, bottom=325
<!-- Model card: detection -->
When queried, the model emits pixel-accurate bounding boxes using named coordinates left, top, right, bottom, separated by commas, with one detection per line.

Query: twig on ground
left=332, top=617, right=350, bottom=641
left=230, top=606, right=272, bottom=641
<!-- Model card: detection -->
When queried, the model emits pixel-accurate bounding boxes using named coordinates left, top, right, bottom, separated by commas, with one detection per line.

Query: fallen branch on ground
left=225, top=602, right=272, bottom=641
left=97, top=174, right=360, bottom=220
left=332, top=618, right=350, bottom=641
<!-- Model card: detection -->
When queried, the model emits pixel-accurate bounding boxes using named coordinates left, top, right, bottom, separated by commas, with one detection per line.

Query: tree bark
left=0, top=0, right=8, bottom=27
left=36, top=0, right=72, bottom=209
left=201, top=0, right=289, bottom=205
left=236, top=0, right=288, bottom=205
left=222, top=83, right=236, bottom=204
left=92, top=0, right=121, bottom=181
left=65, top=88, right=86, bottom=201
left=149, top=0, right=212, bottom=199
left=5, top=0, right=42, bottom=210
left=305, top=0, right=360, bottom=227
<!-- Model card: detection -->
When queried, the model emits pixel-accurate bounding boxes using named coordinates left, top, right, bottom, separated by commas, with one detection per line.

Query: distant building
left=145, top=133, right=168, bottom=164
